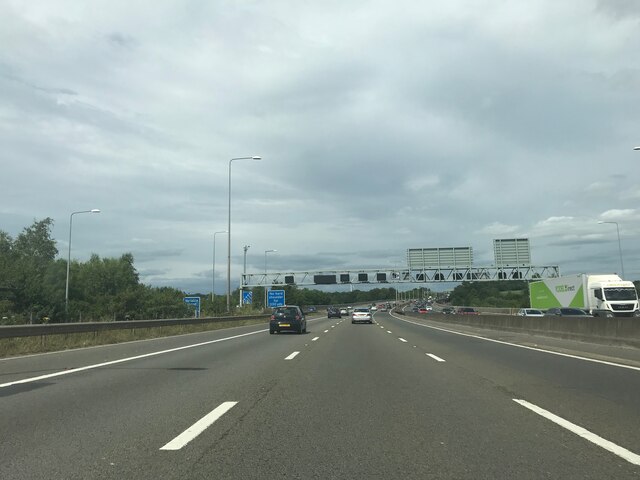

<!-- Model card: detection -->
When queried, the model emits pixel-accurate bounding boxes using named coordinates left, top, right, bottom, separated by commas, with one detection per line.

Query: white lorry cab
left=529, top=274, right=639, bottom=318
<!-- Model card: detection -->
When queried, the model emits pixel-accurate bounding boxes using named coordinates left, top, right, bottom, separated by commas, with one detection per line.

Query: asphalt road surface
left=1, top=311, right=639, bottom=479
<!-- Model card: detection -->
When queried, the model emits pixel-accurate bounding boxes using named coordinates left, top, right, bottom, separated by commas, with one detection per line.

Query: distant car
left=270, top=305, right=307, bottom=334
left=340, top=308, right=348, bottom=315
left=327, top=307, right=341, bottom=319
left=517, top=308, right=544, bottom=317
left=370, top=305, right=378, bottom=311
left=306, top=306, right=317, bottom=313
left=351, top=307, right=373, bottom=324
left=544, top=307, right=590, bottom=317
left=441, top=307, right=454, bottom=314
left=418, top=308, right=430, bottom=314
left=456, top=307, right=479, bottom=315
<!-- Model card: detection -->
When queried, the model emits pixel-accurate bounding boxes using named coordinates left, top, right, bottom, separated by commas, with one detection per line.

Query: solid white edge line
left=285, top=351, right=300, bottom=360
left=0, top=329, right=268, bottom=388
left=1, top=316, right=329, bottom=363
left=386, top=331, right=392, bottom=334
left=160, top=401, right=238, bottom=451
left=311, top=337, right=320, bottom=342
left=513, top=399, right=640, bottom=466
left=389, top=313, right=640, bottom=372
left=427, top=353, right=446, bottom=362
left=398, top=338, right=408, bottom=343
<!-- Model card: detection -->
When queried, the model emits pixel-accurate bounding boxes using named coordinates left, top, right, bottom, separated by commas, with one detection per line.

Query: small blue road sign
left=243, top=290, right=253, bottom=305
left=267, top=290, right=285, bottom=308
left=183, top=296, right=201, bottom=318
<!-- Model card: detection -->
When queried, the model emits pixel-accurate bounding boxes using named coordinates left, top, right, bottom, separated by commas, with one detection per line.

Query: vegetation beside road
left=449, top=281, right=529, bottom=308
left=0, top=317, right=270, bottom=358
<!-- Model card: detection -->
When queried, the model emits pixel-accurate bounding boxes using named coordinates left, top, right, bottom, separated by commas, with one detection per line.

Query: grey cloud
left=130, top=248, right=185, bottom=263
left=597, top=0, right=640, bottom=18
left=107, top=32, right=137, bottom=49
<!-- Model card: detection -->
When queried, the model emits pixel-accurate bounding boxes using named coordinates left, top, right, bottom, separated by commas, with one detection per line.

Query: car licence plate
left=279, top=323, right=290, bottom=327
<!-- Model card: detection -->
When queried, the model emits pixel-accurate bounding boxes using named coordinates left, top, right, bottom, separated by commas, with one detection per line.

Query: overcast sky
left=1, top=0, right=639, bottom=293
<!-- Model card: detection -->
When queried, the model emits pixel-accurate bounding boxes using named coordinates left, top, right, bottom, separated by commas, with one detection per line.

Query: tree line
left=0, top=219, right=193, bottom=324
left=0, top=219, right=403, bottom=324
left=448, top=280, right=529, bottom=308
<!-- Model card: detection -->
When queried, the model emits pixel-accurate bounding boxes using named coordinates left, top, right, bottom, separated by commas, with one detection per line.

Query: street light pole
left=264, top=249, right=277, bottom=308
left=65, top=209, right=100, bottom=317
left=598, top=221, right=625, bottom=279
left=212, top=230, right=227, bottom=303
left=227, top=155, right=261, bottom=312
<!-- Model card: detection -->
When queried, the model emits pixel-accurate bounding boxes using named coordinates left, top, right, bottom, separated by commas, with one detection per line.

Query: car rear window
left=275, top=307, right=298, bottom=315
left=354, top=308, right=370, bottom=313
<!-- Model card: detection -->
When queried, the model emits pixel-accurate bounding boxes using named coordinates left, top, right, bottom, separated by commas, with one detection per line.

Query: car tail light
left=295, top=315, right=300, bottom=320
left=270, top=315, right=275, bottom=320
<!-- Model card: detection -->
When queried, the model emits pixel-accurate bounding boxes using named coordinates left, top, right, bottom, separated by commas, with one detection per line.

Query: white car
left=340, top=308, right=348, bottom=315
left=517, top=308, right=544, bottom=317
left=370, top=305, right=378, bottom=311
left=351, top=308, right=373, bottom=324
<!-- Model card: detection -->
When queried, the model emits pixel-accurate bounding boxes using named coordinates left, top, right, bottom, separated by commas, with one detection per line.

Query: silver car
left=351, top=307, right=373, bottom=324
left=517, top=308, right=544, bottom=317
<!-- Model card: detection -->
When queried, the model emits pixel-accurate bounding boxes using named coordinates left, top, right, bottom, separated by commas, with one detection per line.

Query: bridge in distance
left=242, top=241, right=558, bottom=288
left=241, top=264, right=561, bottom=288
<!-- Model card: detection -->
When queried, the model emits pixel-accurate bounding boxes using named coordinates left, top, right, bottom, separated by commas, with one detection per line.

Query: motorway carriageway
left=0, top=311, right=639, bottom=479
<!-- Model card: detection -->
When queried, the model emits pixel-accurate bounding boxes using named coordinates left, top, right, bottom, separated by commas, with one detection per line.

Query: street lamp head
left=252, top=156, right=262, bottom=160
left=90, top=209, right=101, bottom=213
left=634, top=147, right=640, bottom=150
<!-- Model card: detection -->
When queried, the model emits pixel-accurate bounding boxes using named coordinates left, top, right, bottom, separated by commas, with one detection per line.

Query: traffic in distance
left=267, top=271, right=640, bottom=339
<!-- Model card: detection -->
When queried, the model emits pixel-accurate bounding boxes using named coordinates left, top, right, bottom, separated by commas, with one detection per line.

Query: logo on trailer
left=555, top=285, right=575, bottom=293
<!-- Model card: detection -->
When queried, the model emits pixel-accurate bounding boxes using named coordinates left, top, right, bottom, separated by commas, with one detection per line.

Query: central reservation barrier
left=398, top=310, right=640, bottom=348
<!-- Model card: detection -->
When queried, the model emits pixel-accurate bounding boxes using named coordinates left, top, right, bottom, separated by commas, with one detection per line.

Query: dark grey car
left=544, top=307, right=590, bottom=316
left=270, top=305, right=307, bottom=334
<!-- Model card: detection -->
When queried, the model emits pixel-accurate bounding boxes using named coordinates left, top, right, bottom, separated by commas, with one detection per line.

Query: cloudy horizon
left=1, top=0, right=639, bottom=294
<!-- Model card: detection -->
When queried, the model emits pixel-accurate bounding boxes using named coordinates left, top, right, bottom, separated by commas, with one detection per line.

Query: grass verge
left=0, top=318, right=269, bottom=358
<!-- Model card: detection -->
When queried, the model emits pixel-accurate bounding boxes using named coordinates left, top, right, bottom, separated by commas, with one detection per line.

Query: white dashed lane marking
left=160, top=402, right=238, bottom=451
left=427, top=353, right=446, bottom=362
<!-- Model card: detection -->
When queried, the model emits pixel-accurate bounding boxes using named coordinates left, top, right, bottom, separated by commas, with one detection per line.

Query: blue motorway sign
left=183, top=296, right=201, bottom=318
left=267, top=290, right=285, bottom=308
left=243, top=290, right=253, bottom=305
